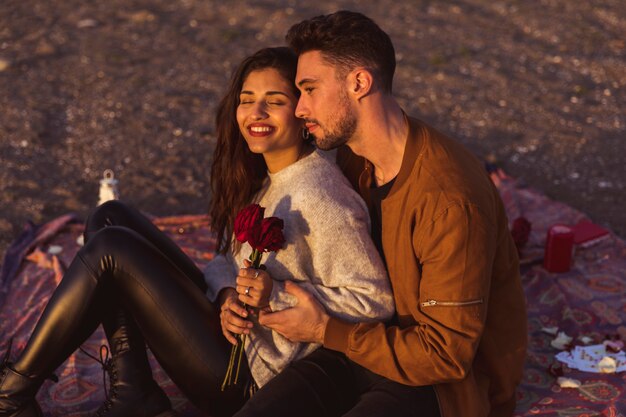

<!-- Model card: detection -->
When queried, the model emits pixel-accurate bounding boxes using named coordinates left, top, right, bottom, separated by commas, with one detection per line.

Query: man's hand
left=258, top=281, right=330, bottom=344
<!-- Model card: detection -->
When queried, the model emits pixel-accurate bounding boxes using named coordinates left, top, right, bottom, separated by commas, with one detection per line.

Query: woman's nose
left=251, top=102, right=268, bottom=120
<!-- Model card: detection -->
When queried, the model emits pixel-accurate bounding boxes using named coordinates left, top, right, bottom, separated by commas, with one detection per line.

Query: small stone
left=0, top=58, right=9, bottom=71
left=77, top=19, right=98, bottom=28
left=129, top=10, right=156, bottom=23
left=35, top=39, right=55, bottom=55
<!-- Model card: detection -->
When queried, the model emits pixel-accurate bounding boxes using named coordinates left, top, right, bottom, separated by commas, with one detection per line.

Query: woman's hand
left=236, top=259, right=273, bottom=309
left=218, top=287, right=252, bottom=345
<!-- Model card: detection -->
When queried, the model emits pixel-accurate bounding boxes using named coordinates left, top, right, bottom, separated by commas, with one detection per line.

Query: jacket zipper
left=421, top=298, right=484, bottom=307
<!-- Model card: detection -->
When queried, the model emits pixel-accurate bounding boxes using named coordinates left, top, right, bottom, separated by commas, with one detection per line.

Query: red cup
left=543, top=225, right=574, bottom=273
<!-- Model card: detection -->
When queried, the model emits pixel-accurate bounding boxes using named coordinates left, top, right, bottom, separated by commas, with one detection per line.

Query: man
left=236, top=10, right=527, bottom=417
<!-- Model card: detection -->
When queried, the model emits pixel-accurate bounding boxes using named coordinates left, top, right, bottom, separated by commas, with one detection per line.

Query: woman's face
left=236, top=68, right=302, bottom=164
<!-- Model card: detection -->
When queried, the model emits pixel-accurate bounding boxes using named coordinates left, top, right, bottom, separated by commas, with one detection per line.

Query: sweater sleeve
left=268, top=188, right=395, bottom=323
left=203, top=252, right=238, bottom=303
left=324, top=203, right=495, bottom=385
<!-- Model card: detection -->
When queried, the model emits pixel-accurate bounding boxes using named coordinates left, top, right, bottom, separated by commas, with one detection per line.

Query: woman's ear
left=348, top=69, right=374, bottom=100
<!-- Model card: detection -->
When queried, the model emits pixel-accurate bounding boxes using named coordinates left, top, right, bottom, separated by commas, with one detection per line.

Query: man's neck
left=348, top=98, right=407, bottom=186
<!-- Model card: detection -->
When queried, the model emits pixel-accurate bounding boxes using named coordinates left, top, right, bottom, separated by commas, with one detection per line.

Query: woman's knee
left=84, top=200, right=133, bottom=242
left=80, top=226, right=145, bottom=269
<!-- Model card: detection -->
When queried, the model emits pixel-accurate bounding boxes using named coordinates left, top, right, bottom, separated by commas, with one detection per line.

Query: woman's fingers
left=220, top=323, right=238, bottom=345
left=237, top=267, right=273, bottom=307
left=226, top=293, right=250, bottom=317
left=220, top=309, right=252, bottom=344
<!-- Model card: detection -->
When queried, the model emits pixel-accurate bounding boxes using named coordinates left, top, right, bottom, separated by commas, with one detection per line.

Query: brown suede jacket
left=328, top=115, right=527, bottom=417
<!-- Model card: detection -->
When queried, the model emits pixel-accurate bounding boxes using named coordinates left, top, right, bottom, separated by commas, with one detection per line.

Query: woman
left=0, top=47, right=393, bottom=417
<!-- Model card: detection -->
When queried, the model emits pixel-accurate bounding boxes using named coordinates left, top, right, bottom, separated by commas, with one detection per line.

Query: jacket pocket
left=420, top=298, right=484, bottom=307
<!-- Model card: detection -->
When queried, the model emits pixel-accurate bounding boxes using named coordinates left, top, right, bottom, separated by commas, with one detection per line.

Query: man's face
left=294, top=51, right=357, bottom=150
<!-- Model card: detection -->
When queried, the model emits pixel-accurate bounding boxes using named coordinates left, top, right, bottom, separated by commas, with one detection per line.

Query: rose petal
left=234, top=204, right=265, bottom=244
left=603, top=340, right=624, bottom=353
left=557, top=377, right=581, bottom=388
left=551, top=331, right=573, bottom=350
left=47, top=245, right=63, bottom=255
left=542, top=326, right=559, bottom=336
left=598, top=356, right=617, bottom=373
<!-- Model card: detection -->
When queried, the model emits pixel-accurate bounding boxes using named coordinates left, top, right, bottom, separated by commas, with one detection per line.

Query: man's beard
left=312, top=93, right=357, bottom=150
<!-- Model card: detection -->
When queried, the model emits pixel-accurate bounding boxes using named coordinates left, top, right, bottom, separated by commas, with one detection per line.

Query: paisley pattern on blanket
left=493, top=175, right=626, bottom=416
left=1, top=175, right=625, bottom=416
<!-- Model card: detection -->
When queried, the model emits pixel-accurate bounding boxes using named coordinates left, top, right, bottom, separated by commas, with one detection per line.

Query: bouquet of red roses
left=221, top=203, right=285, bottom=390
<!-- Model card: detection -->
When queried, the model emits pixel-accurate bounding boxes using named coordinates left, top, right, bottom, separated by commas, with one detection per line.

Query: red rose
left=511, top=216, right=531, bottom=254
left=233, top=204, right=265, bottom=243
left=249, top=217, right=285, bottom=252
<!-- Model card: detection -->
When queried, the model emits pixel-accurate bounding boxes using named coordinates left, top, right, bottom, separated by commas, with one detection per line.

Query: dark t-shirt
left=369, top=176, right=396, bottom=258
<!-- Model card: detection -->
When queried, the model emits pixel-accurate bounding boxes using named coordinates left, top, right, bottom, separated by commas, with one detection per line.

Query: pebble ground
left=1, top=0, right=624, bottom=257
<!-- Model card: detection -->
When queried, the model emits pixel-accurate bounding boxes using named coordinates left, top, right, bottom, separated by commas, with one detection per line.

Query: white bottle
left=98, top=169, right=120, bottom=206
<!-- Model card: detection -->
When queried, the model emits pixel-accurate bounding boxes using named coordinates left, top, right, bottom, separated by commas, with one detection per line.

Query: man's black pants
left=236, top=347, right=441, bottom=417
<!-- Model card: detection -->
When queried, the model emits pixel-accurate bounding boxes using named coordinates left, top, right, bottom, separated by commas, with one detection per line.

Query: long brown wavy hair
left=210, top=47, right=299, bottom=254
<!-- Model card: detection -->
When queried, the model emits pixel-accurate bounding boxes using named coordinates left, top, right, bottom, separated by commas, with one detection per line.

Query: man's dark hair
left=286, top=10, right=396, bottom=93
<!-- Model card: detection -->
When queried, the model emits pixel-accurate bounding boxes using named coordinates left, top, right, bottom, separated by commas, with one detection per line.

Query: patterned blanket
left=1, top=174, right=625, bottom=416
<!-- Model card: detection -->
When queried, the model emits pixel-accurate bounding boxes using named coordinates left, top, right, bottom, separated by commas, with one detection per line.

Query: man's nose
left=295, top=97, right=308, bottom=119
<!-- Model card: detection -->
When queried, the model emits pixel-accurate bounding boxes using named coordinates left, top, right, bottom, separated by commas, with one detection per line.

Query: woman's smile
left=247, top=123, right=276, bottom=137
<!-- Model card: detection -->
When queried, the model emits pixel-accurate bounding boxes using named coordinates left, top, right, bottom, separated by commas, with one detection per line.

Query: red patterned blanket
left=1, top=174, right=625, bottom=416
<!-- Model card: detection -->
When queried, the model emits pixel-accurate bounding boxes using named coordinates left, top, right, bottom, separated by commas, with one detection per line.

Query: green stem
left=221, top=248, right=264, bottom=390
left=250, top=248, right=262, bottom=269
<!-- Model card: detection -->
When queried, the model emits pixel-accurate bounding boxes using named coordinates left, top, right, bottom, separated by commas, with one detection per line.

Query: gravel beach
left=1, top=0, right=624, bottom=257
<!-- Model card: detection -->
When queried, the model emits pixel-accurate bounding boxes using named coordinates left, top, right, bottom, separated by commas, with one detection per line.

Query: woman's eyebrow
left=266, top=91, right=289, bottom=97
left=239, top=91, right=289, bottom=96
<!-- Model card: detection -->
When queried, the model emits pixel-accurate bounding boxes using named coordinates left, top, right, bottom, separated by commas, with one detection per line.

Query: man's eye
left=304, top=87, right=314, bottom=94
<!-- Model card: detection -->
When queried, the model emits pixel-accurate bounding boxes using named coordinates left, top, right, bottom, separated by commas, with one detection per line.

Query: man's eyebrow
left=297, top=78, right=317, bottom=87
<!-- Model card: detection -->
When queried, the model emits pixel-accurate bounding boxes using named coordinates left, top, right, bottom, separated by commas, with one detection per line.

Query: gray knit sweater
left=204, top=150, right=394, bottom=387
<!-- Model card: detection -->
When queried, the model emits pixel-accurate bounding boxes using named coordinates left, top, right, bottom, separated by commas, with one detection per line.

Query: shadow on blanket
left=1, top=175, right=625, bottom=416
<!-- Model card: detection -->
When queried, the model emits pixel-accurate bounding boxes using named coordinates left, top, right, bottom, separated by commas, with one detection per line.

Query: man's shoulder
left=402, top=116, right=497, bottom=216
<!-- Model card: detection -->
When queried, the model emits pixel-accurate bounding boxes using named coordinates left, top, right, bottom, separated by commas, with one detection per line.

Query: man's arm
left=263, top=203, right=496, bottom=386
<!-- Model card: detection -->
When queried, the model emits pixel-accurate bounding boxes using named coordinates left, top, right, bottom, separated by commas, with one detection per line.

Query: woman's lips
left=247, top=124, right=275, bottom=137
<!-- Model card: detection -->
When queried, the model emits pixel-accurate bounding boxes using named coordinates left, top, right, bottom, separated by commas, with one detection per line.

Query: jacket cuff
left=323, top=316, right=356, bottom=353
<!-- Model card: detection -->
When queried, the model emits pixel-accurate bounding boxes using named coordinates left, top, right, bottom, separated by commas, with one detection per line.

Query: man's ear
left=348, top=68, right=374, bottom=100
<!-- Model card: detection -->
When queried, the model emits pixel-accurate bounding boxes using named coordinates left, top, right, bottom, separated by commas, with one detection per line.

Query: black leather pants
left=14, top=201, right=247, bottom=416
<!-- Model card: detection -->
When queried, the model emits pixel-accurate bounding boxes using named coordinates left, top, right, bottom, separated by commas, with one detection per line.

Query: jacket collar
left=358, top=112, right=425, bottom=201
